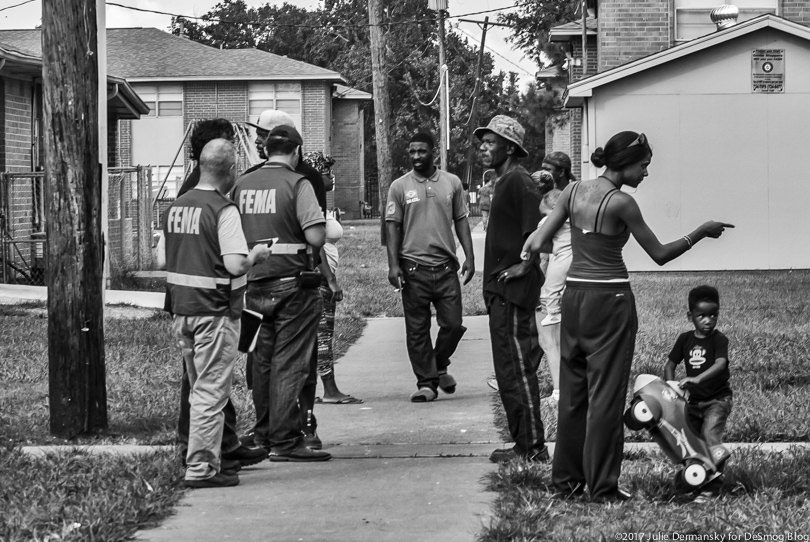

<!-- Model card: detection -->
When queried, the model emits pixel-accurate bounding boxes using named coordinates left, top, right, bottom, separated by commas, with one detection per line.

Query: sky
left=0, top=0, right=538, bottom=89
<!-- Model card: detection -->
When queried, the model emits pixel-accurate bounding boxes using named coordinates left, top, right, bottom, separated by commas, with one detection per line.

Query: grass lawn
left=483, top=268, right=810, bottom=540
left=2, top=221, right=809, bottom=539
left=0, top=446, right=185, bottom=542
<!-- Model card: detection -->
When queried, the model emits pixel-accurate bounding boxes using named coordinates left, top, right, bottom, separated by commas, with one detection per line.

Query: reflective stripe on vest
left=168, top=272, right=247, bottom=290
left=269, top=243, right=307, bottom=254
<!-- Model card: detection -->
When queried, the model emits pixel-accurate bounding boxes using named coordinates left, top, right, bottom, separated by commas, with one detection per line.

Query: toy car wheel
left=631, top=400, right=654, bottom=424
left=624, top=399, right=654, bottom=430
left=682, top=462, right=707, bottom=487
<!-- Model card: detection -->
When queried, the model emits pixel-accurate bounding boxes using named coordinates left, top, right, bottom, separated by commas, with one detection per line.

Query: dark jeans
left=247, top=279, right=322, bottom=452
left=486, top=293, right=546, bottom=456
left=552, top=281, right=637, bottom=499
left=400, top=259, right=466, bottom=391
left=178, top=359, right=240, bottom=456
left=688, top=396, right=733, bottom=450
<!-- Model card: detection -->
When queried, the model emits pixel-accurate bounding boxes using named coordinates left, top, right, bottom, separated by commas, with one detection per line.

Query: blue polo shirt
left=385, top=168, right=468, bottom=266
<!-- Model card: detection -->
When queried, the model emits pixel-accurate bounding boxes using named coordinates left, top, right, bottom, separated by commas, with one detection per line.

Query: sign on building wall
left=752, top=49, right=785, bottom=93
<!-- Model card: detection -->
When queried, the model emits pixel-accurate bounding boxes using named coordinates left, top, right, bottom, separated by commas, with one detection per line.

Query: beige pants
left=173, top=314, right=240, bottom=481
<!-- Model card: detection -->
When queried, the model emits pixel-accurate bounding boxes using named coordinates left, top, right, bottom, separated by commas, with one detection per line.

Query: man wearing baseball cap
left=232, top=124, right=331, bottom=462
left=475, top=115, right=549, bottom=464
left=242, top=110, right=339, bottom=451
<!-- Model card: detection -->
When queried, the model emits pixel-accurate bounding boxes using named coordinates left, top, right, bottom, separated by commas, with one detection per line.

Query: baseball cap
left=246, top=109, right=296, bottom=132
left=267, top=125, right=303, bottom=146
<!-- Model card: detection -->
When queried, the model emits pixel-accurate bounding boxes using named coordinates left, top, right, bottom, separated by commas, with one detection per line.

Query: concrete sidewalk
left=135, top=315, right=505, bottom=542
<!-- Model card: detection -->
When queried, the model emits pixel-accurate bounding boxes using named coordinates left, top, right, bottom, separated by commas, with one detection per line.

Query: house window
left=675, top=0, right=777, bottom=42
left=135, top=84, right=183, bottom=118
left=247, top=82, right=301, bottom=129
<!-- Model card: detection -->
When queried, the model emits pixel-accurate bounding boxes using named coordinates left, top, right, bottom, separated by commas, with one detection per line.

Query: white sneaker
left=486, top=378, right=499, bottom=391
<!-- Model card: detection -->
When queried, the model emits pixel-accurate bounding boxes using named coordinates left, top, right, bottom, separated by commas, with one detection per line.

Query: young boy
left=664, top=285, right=732, bottom=503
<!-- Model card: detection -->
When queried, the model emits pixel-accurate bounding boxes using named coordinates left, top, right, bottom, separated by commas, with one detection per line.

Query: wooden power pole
left=368, top=0, right=394, bottom=243
left=437, top=8, right=448, bottom=170
left=460, top=17, right=490, bottom=190
left=42, top=0, right=108, bottom=437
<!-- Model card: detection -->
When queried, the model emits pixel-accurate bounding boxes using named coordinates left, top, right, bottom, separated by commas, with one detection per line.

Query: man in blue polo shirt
left=385, top=132, right=475, bottom=403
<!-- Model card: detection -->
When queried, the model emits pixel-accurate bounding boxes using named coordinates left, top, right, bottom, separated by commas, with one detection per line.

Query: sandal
left=409, top=387, right=437, bottom=403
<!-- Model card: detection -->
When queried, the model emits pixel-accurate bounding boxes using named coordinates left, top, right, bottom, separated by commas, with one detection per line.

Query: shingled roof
left=0, top=27, right=344, bottom=83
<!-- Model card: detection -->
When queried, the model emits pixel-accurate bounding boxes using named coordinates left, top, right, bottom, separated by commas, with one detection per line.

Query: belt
left=401, top=259, right=454, bottom=272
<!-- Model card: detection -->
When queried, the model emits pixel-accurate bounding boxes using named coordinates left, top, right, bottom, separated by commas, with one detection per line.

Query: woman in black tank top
left=507, top=131, right=733, bottom=502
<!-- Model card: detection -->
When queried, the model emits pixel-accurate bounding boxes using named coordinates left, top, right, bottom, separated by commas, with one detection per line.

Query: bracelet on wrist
left=682, top=235, right=693, bottom=249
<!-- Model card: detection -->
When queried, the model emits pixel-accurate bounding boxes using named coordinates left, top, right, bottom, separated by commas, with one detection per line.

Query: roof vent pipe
left=711, top=4, right=740, bottom=31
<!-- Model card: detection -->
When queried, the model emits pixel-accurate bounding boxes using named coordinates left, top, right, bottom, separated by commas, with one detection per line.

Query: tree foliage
left=173, top=0, right=565, bottom=185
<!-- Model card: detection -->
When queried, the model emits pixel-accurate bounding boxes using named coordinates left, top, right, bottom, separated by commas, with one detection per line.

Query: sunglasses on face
left=627, top=133, right=647, bottom=148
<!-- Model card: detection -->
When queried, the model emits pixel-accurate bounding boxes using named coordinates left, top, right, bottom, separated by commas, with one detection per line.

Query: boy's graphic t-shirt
left=668, top=330, right=732, bottom=401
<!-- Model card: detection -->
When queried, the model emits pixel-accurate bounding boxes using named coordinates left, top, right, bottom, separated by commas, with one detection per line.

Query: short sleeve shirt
left=385, top=168, right=468, bottom=266
left=668, top=330, right=732, bottom=401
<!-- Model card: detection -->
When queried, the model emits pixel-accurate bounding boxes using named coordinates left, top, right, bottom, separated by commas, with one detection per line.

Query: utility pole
left=42, top=0, right=108, bottom=437
left=459, top=17, right=491, bottom=190
left=368, top=0, right=394, bottom=243
left=436, top=7, right=448, bottom=170
left=581, top=0, right=588, bottom=75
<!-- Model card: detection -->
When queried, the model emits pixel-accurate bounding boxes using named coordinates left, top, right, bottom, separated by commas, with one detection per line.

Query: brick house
left=0, top=36, right=149, bottom=283
left=0, top=27, right=371, bottom=219
left=545, top=2, right=810, bottom=270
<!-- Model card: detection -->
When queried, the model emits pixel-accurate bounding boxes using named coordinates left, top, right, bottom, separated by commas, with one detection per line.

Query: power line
left=0, top=0, right=35, bottom=13
left=455, top=25, right=534, bottom=77
left=105, top=1, right=536, bottom=30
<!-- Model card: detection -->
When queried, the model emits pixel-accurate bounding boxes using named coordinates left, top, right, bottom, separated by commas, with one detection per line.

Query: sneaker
left=590, top=487, right=633, bottom=504
left=486, top=378, right=499, bottom=391
left=267, top=445, right=332, bottom=462
left=184, top=472, right=240, bottom=489
left=409, top=387, right=437, bottom=403
left=438, top=372, right=457, bottom=394
left=303, top=431, right=323, bottom=450
left=222, top=444, right=268, bottom=467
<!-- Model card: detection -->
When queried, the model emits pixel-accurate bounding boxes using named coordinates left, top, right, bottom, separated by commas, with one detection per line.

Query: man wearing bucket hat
left=475, top=115, right=549, bottom=464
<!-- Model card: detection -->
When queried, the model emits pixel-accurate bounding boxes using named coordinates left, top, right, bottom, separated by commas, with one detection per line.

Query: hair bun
left=590, top=147, right=606, bottom=168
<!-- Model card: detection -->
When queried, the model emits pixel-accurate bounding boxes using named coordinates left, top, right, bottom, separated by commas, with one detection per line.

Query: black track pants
left=552, top=281, right=637, bottom=498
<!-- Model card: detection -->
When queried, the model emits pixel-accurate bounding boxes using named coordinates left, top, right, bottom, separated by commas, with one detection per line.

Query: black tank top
left=567, top=181, right=630, bottom=280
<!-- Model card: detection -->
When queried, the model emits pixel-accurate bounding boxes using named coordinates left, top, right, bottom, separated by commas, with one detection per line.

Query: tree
left=499, top=0, right=578, bottom=69
left=42, top=0, right=107, bottom=437
left=367, top=0, right=393, bottom=238
left=175, top=0, right=505, bottom=180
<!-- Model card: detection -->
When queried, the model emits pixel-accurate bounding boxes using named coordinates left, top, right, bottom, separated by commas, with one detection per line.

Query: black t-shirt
left=668, top=330, right=732, bottom=401
left=483, top=166, right=543, bottom=310
left=296, top=158, right=328, bottom=217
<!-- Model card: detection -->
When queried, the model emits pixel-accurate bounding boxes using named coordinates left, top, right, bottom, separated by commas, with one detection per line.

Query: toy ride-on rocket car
left=624, top=374, right=729, bottom=489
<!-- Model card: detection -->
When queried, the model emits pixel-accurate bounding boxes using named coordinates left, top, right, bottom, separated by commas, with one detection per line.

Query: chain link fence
left=0, top=167, right=153, bottom=286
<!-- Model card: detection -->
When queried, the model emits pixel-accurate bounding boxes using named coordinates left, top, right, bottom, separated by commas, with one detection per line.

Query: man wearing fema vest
left=157, top=139, right=271, bottom=488
left=232, top=125, right=331, bottom=462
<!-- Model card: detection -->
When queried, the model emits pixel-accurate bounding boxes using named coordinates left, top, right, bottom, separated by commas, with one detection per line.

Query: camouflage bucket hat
left=474, top=115, right=528, bottom=158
